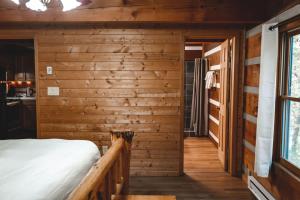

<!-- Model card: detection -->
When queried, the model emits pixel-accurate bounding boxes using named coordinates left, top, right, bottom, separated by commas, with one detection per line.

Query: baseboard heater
left=248, top=176, right=275, bottom=200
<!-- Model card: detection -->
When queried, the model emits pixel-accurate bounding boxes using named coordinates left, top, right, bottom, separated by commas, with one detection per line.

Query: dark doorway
left=0, top=39, right=37, bottom=139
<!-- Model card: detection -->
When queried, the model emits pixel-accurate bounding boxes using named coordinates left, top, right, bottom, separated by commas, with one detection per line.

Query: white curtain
left=254, top=23, right=278, bottom=177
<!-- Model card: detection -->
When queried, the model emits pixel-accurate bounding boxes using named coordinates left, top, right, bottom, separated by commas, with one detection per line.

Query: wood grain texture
left=0, top=27, right=245, bottom=178
left=116, top=195, right=176, bottom=200
left=209, top=88, right=220, bottom=101
left=243, top=92, right=258, bottom=117
left=244, top=120, right=256, bottom=146
left=243, top=147, right=255, bottom=172
left=242, top=30, right=273, bottom=199
left=209, top=104, right=219, bottom=120
left=0, top=1, right=266, bottom=24
left=69, top=132, right=132, bottom=200
left=130, top=137, right=254, bottom=200
left=245, top=33, right=261, bottom=59
left=206, top=51, right=221, bottom=66
left=184, top=50, right=202, bottom=61
left=242, top=4, right=300, bottom=199
left=265, top=0, right=300, bottom=18
left=243, top=31, right=258, bottom=183
left=209, top=119, right=219, bottom=138
left=244, top=64, right=260, bottom=87
left=0, top=28, right=182, bottom=176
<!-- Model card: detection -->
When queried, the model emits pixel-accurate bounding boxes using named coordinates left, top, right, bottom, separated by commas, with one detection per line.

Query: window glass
left=282, top=101, right=300, bottom=168
left=288, top=33, right=300, bottom=97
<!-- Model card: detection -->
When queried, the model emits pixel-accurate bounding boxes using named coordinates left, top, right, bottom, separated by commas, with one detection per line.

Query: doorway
left=0, top=39, right=37, bottom=139
left=183, top=38, right=233, bottom=173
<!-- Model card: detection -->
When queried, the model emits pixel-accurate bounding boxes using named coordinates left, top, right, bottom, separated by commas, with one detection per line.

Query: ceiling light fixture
left=11, top=0, right=20, bottom=5
left=26, top=0, right=48, bottom=12
left=10, top=0, right=89, bottom=12
left=60, top=0, right=82, bottom=11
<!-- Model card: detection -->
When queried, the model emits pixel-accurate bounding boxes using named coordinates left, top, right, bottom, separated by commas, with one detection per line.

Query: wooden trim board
left=204, top=45, right=221, bottom=57
left=243, top=139, right=255, bottom=153
left=246, top=25, right=262, bottom=38
left=210, top=64, right=221, bottom=70
left=185, top=46, right=203, bottom=51
left=243, top=113, right=257, bottom=124
left=209, top=130, right=219, bottom=144
left=244, top=86, right=259, bottom=94
left=209, top=114, right=220, bottom=125
left=209, top=98, right=220, bottom=107
left=245, top=57, right=260, bottom=66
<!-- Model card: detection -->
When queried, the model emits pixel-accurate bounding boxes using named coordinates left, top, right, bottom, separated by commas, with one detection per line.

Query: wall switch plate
left=47, top=87, right=59, bottom=96
left=46, top=66, right=53, bottom=75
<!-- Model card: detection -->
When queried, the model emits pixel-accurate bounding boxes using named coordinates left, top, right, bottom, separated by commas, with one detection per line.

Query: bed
left=0, top=131, right=134, bottom=200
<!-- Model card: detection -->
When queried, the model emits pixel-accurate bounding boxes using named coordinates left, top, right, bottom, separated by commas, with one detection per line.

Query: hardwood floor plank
left=130, top=137, right=255, bottom=200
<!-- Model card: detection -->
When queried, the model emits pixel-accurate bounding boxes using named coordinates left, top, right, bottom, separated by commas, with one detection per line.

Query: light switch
left=47, top=87, right=59, bottom=96
left=46, top=66, right=53, bottom=75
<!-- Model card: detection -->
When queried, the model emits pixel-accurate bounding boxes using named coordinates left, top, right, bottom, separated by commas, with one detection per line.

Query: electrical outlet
left=46, top=66, right=53, bottom=75
left=47, top=87, right=59, bottom=96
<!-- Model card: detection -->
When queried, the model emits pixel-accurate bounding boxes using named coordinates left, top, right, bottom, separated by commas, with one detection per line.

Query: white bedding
left=0, top=139, right=100, bottom=200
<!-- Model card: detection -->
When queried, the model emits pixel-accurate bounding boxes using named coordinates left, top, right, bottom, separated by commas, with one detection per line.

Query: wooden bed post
left=120, top=131, right=134, bottom=194
left=111, top=131, right=134, bottom=194
left=68, top=131, right=134, bottom=200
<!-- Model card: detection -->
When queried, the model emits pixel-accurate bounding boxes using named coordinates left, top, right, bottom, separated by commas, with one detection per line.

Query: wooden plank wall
left=242, top=26, right=280, bottom=198
left=243, top=30, right=261, bottom=176
left=0, top=28, right=182, bottom=176
left=0, top=0, right=267, bottom=24
left=204, top=44, right=221, bottom=144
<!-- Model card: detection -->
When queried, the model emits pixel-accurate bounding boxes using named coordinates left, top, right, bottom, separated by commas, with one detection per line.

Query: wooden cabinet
left=14, top=54, right=35, bottom=81
left=14, top=55, right=25, bottom=80
left=0, top=54, right=14, bottom=80
left=23, top=53, right=35, bottom=81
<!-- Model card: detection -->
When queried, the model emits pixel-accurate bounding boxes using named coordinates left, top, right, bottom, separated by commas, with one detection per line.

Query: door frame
left=0, top=34, right=40, bottom=138
left=180, top=29, right=245, bottom=176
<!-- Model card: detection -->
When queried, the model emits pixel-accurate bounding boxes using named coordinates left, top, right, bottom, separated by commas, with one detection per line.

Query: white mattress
left=0, top=139, right=100, bottom=200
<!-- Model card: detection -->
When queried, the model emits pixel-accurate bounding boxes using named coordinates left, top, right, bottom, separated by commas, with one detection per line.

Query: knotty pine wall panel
left=244, top=64, right=260, bottom=87
left=243, top=93, right=258, bottom=117
left=245, top=33, right=261, bottom=59
left=243, top=25, right=300, bottom=199
left=209, top=119, right=219, bottom=138
left=209, top=104, right=219, bottom=120
left=243, top=147, right=255, bottom=172
left=208, top=88, right=220, bottom=101
left=0, top=28, right=182, bottom=176
left=243, top=120, right=256, bottom=146
left=243, top=32, right=261, bottom=180
left=242, top=30, right=282, bottom=198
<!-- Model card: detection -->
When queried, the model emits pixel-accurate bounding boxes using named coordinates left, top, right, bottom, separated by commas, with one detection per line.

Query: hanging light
left=60, top=0, right=82, bottom=12
left=26, top=0, right=48, bottom=12
left=10, top=0, right=20, bottom=5
left=10, top=0, right=85, bottom=12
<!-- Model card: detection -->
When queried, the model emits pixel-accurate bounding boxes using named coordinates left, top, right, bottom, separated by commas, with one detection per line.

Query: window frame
left=274, top=18, right=300, bottom=178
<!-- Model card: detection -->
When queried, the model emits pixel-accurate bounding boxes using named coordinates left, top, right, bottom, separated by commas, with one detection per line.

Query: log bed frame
left=68, top=131, right=134, bottom=200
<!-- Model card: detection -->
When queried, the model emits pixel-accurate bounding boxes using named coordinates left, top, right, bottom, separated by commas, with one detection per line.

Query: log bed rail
left=68, top=131, right=134, bottom=200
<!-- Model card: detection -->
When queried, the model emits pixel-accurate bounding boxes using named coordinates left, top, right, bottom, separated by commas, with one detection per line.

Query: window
left=277, top=25, right=300, bottom=176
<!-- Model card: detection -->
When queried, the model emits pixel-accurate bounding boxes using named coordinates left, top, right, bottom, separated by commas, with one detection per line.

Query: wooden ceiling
left=0, top=0, right=276, bottom=24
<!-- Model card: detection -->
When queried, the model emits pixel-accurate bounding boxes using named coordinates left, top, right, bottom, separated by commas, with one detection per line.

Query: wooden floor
left=130, top=137, right=255, bottom=200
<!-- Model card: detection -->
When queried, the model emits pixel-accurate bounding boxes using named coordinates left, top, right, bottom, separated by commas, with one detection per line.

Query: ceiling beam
left=0, top=6, right=265, bottom=24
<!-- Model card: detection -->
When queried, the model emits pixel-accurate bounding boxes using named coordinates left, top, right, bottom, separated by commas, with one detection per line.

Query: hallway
left=130, top=137, right=255, bottom=200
